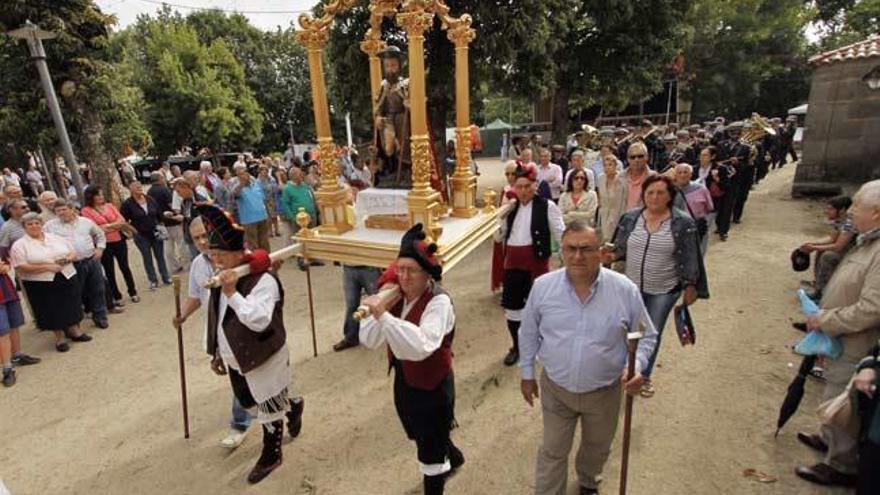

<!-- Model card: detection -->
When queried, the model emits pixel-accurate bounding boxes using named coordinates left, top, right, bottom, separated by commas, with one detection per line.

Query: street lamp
left=6, top=20, right=86, bottom=201
left=863, top=66, right=880, bottom=90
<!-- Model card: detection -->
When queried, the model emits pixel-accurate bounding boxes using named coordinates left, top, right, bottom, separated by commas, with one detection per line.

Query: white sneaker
left=220, top=428, right=248, bottom=449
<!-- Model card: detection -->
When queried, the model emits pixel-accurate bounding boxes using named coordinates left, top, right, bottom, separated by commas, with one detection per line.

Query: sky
left=94, top=0, right=320, bottom=31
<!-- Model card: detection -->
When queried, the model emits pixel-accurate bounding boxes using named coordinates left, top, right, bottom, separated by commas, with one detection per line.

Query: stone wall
left=793, top=58, right=880, bottom=196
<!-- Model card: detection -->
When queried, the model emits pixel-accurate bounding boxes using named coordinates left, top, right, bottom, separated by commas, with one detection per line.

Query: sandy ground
left=0, top=161, right=855, bottom=495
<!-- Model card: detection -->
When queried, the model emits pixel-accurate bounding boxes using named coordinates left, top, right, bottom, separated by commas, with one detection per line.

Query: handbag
left=154, top=224, right=169, bottom=241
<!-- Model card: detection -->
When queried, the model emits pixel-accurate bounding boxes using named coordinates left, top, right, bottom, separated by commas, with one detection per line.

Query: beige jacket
left=819, top=230, right=880, bottom=360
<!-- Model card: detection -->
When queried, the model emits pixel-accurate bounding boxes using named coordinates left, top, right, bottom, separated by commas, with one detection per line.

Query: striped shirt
left=624, top=214, right=679, bottom=295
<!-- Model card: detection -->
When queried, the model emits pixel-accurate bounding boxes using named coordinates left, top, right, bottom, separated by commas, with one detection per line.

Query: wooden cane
left=352, top=286, right=401, bottom=321
left=202, top=243, right=302, bottom=289
left=171, top=276, right=191, bottom=439
left=619, top=331, right=644, bottom=495
left=302, top=253, right=319, bottom=358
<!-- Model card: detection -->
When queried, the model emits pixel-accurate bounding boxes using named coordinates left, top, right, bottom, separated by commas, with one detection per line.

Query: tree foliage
left=0, top=0, right=150, bottom=166
left=681, top=0, right=811, bottom=121
left=119, top=10, right=263, bottom=155
left=812, top=0, right=880, bottom=50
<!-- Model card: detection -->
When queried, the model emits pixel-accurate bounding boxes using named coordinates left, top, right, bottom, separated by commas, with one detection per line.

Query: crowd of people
left=3, top=108, right=879, bottom=495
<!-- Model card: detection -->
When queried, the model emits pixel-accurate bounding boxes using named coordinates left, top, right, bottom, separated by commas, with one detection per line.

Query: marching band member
left=496, top=162, right=565, bottom=366
left=196, top=203, right=303, bottom=484
left=359, top=223, right=464, bottom=495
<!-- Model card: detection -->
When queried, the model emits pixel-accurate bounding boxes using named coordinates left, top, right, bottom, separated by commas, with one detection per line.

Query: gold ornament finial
left=296, top=207, right=314, bottom=238
left=483, top=189, right=497, bottom=214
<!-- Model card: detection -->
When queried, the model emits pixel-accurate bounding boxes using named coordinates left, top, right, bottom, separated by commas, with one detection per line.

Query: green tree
left=183, top=10, right=313, bottom=152
left=544, top=0, right=690, bottom=141
left=122, top=12, right=263, bottom=155
left=812, top=0, right=880, bottom=50
left=681, top=0, right=811, bottom=120
left=0, top=0, right=151, bottom=201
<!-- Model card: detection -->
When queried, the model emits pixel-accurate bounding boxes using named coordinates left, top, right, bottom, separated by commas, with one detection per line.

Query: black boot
left=286, top=397, right=304, bottom=438
left=448, top=441, right=465, bottom=473
left=423, top=474, right=445, bottom=495
left=504, top=320, right=520, bottom=366
left=247, top=420, right=283, bottom=484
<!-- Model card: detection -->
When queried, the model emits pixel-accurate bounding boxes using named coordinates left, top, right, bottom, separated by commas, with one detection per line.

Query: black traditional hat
left=195, top=203, right=245, bottom=251
left=398, top=223, right=442, bottom=281
left=378, top=45, right=406, bottom=60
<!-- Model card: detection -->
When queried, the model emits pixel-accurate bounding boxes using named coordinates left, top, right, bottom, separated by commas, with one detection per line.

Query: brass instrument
left=741, top=113, right=776, bottom=145
left=615, top=124, right=658, bottom=147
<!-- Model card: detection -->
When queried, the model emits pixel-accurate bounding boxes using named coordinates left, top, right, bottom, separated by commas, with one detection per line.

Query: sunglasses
left=573, top=176, right=586, bottom=181
left=628, top=154, right=646, bottom=159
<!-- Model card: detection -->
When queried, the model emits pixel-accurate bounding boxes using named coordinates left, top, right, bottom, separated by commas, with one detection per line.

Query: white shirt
left=536, top=162, right=564, bottom=199
left=505, top=199, right=565, bottom=247
left=360, top=291, right=455, bottom=362
left=188, top=253, right=214, bottom=307
left=3, top=173, right=20, bottom=187
left=43, top=216, right=106, bottom=260
left=10, top=233, right=77, bottom=281
left=215, top=273, right=281, bottom=371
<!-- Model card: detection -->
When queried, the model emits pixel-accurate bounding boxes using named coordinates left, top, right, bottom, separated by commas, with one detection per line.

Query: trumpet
left=352, top=285, right=401, bottom=321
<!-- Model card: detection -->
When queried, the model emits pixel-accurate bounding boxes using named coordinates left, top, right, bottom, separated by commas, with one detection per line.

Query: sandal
left=640, top=380, right=655, bottom=398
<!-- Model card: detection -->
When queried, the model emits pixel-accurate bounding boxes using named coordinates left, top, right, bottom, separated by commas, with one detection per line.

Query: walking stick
left=303, top=253, right=318, bottom=358
left=619, top=331, right=644, bottom=495
left=171, top=276, right=191, bottom=439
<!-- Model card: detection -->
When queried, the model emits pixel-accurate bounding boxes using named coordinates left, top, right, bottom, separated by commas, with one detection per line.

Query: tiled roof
left=810, top=36, right=880, bottom=67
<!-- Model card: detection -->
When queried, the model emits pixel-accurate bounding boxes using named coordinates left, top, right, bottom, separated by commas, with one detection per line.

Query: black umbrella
left=775, top=354, right=817, bottom=437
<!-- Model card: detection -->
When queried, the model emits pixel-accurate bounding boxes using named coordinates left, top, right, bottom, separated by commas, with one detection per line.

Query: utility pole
left=7, top=20, right=86, bottom=201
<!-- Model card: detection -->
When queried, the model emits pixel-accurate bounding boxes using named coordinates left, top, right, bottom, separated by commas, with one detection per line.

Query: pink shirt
left=81, top=204, right=124, bottom=243
left=625, top=169, right=654, bottom=210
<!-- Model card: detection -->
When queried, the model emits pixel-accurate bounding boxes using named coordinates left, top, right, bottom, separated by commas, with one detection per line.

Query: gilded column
left=448, top=17, right=477, bottom=218
left=297, top=20, right=353, bottom=234
left=398, top=1, right=443, bottom=239
left=360, top=29, right=386, bottom=118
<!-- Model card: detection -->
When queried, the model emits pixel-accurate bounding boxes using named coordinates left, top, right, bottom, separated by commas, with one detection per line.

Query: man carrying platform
left=359, top=223, right=464, bottom=495
left=196, top=203, right=304, bottom=484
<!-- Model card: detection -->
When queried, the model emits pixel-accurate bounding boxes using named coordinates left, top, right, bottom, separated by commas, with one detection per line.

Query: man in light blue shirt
left=519, top=221, right=657, bottom=495
left=233, top=168, right=270, bottom=251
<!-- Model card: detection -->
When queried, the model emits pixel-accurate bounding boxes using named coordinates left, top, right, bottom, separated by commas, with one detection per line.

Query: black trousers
left=715, top=190, right=735, bottom=236
left=74, top=258, right=107, bottom=321
left=229, top=366, right=258, bottom=409
left=101, top=240, right=137, bottom=299
left=732, top=166, right=754, bottom=223
left=858, top=440, right=879, bottom=495
left=393, top=364, right=455, bottom=469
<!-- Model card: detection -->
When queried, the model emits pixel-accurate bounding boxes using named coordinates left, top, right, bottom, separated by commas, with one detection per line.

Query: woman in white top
left=10, top=213, right=91, bottom=352
left=597, top=153, right=628, bottom=242
left=558, top=168, right=598, bottom=227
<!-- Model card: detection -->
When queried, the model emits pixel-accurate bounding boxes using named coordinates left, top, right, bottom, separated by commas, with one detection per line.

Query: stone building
left=793, top=36, right=880, bottom=196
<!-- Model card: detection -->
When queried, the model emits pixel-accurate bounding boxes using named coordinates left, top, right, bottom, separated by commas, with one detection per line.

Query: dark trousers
left=342, top=265, right=381, bottom=344
left=715, top=191, right=735, bottom=236
left=858, top=440, right=879, bottom=495
left=101, top=239, right=137, bottom=300
left=133, top=234, right=170, bottom=285
left=755, top=155, right=769, bottom=183
left=732, top=166, right=754, bottom=223
left=75, top=257, right=108, bottom=321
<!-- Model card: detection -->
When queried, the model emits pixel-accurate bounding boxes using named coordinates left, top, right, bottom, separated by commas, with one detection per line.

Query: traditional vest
left=505, top=196, right=551, bottom=261
left=206, top=272, right=286, bottom=374
left=387, top=284, right=454, bottom=391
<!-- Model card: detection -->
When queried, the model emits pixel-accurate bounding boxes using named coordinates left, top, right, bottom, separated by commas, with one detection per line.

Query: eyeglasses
left=573, top=176, right=586, bottom=181
left=562, top=245, right=599, bottom=256
left=628, top=154, right=646, bottom=159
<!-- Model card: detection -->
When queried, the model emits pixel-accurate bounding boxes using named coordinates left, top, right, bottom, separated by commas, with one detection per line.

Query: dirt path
left=0, top=163, right=851, bottom=494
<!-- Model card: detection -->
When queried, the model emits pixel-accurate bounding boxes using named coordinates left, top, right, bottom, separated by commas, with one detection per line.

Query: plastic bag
left=795, top=330, right=843, bottom=359
left=794, top=289, right=842, bottom=358
left=797, top=288, right=820, bottom=316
